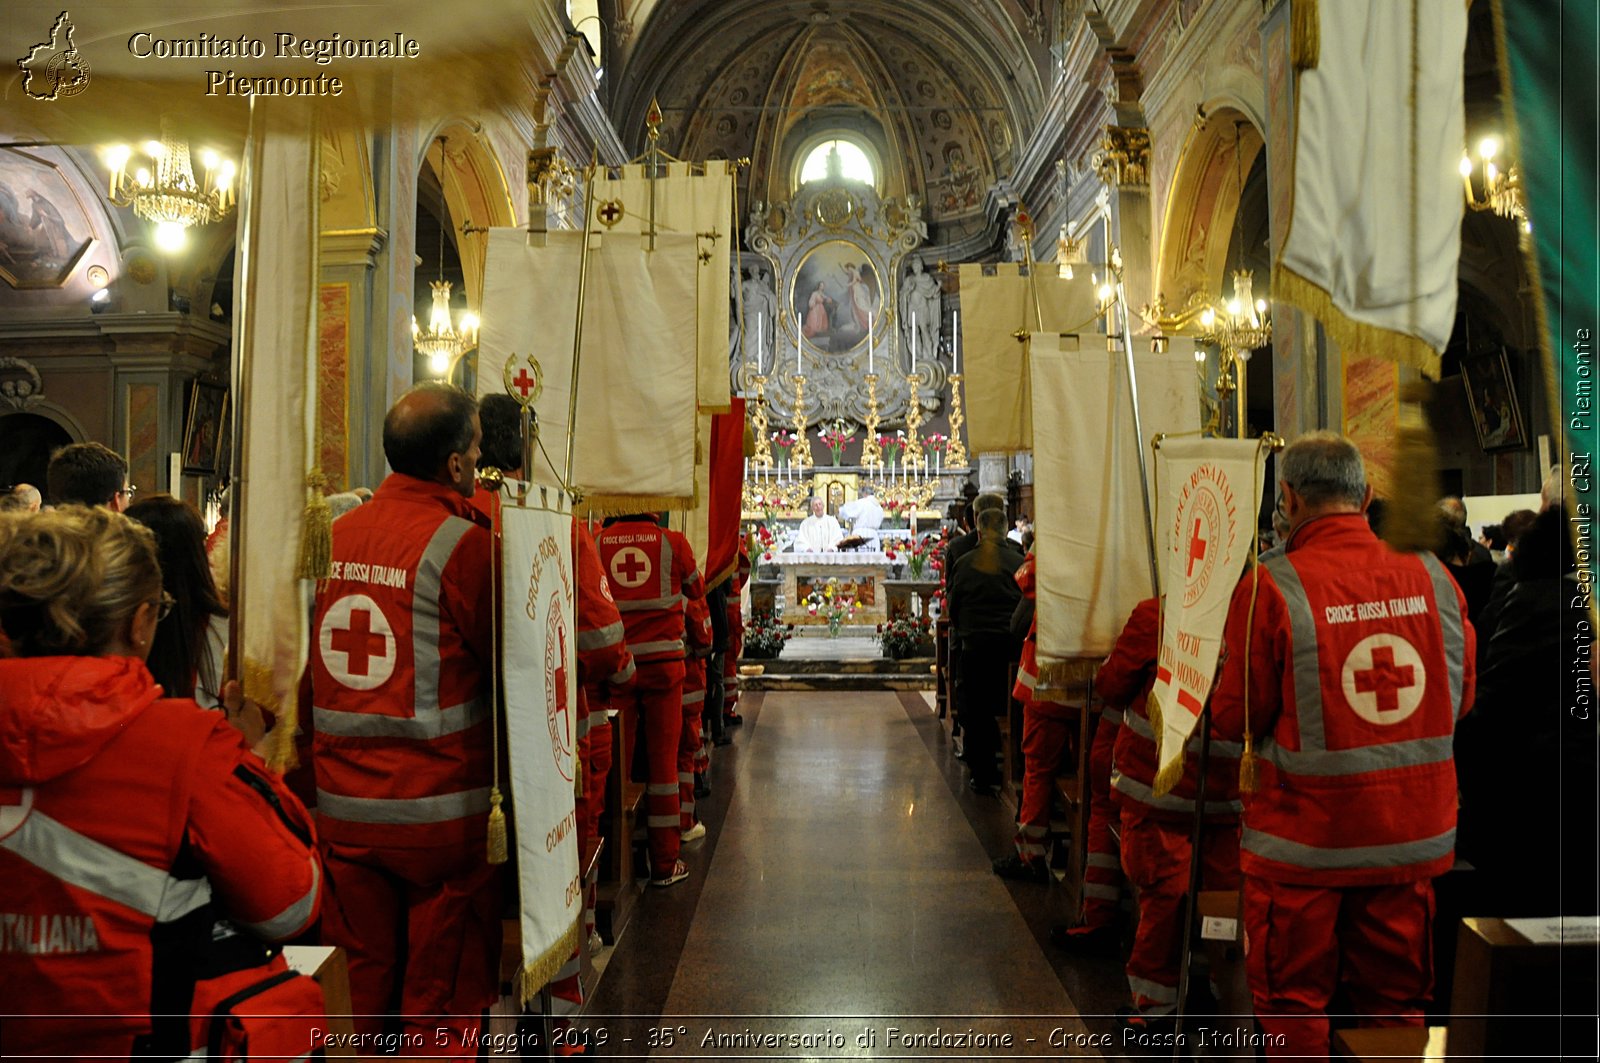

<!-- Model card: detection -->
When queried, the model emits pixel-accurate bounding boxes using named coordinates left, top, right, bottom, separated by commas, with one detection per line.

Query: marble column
left=978, top=452, right=1009, bottom=494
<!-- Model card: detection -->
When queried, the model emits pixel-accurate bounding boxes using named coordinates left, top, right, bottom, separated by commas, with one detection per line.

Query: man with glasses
left=1211, top=431, right=1475, bottom=1058
left=45, top=442, right=133, bottom=511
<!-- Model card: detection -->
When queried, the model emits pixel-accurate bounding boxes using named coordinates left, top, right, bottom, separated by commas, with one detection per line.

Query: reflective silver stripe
left=1018, top=824, right=1048, bottom=839
left=1, top=810, right=213, bottom=923
left=1257, top=734, right=1456, bottom=775
left=1128, top=974, right=1178, bottom=1004
left=577, top=621, right=627, bottom=651
left=315, top=787, right=489, bottom=825
left=1263, top=555, right=1326, bottom=751
left=1112, top=770, right=1242, bottom=815
left=1016, top=668, right=1037, bottom=690
left=413, top=516, right=476, bottom=715
left=609, top=659, right=637, bottom=685
left=1087, top=852, right=1121, bottom=870
left=1084, top=883, right=1122, bottom=901
left=678, top=772, right=694, bottom=783
left=1242, top=826, right=1456, bottom=870
left=659, top=534, right=675, bottom=601
left=683, top=690, right=706, bottom=705
left=241, top=858, right=319, bottom=940
left=1124, top=711, right=1156, bottom=741
left=313, top=699, right=486, bottom=740
left=1418, top=553, right=1467, bottom=716
left=1101, top=706, right=1124, bottom=725
left=646, top=815, right=679, bottom=828
left=1210, top=738, right=1245, bottom=758
left=630, top=639, right=685, bottom=656
left=646, top=783, right=678, bottom=796
left=616, top=595, right=684, bottom=612
left=685, top=568, right=702, bottom=588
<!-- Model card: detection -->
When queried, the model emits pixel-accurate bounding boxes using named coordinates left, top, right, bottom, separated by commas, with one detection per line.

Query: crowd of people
left=945, top=433, right=1596, bottom=1057
left=0, top=383, right=752, bottom=1057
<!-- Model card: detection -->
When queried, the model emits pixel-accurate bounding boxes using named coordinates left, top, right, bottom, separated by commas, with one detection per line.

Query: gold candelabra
left=902, top=372, right=925, bottom=466
left=879, top=477, right=938, bottom=514
left=946, top=374, right=969, bottom=468
left=742, top=476, right=809, bottom=513
left=749, top=371, right=773, bottom=469
left=860, top=374, right=883, bottom=469
left=789, top=375, right=814, bottom=470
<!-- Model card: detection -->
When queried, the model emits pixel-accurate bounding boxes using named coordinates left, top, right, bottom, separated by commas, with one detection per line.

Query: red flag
left=705, top=398, right=746, bottom=588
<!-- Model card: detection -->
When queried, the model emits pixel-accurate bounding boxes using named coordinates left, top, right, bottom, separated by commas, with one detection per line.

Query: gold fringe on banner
left=1291, top=0, right=1321, bottom=69
left=743, top=421, right=756, bottom=458
left=516, top=918, right=582, bottom=1007
left=1034, top=657, right=1100, bottom=692
left=244, top=657, right=299, bottom=773
left=1382, top=382, right=1444, bottom=554
left=296, top=469, right=332, bottom=580
left=574, top=494, right=696, bottom=519
left=1148, top=688, right=1186, bottom=798
left=1272, top=265, right=1443, bottom=380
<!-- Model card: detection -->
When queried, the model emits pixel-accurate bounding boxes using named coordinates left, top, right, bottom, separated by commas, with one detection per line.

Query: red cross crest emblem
left=545, top=597, right=575, bottom=782
left=502, top=354, right=545, bottom=409
left=1173, top=467, right=1229, bottom=608
left=1340, top=633, right=1426, bottom=726
left=609, top=546, right=652, bottom=590
left=319, top=593, right=398, bottom=691
left=0, top=786, right=34, bottom=842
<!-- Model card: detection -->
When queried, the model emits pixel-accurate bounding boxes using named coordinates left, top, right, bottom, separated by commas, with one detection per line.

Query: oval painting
left=791, top=239, right=881, bottom=355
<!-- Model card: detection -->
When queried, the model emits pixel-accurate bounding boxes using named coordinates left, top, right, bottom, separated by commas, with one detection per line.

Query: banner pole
left=563, top=161, right=599, bottom=494
left=1171, top=707, right=1213, bottom=1055
left=1114, top=265, right=1161, bottom=595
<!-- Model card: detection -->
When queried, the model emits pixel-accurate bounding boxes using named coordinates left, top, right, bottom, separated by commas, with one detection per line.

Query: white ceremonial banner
left=1274, top=0, right=1466, bottom=377
left=500, top=496, right=580, bottom=998
left=1149, top=437, right=1265, bottom=793
left=957, top=264, right=1099, bottom=453
left=1030, top=335, right=1199, bottom=682
left=479, top=229, right=699, bottom=514
left=232, top=99, right=320, bottom=763
left=603, top=163, right=735, bottom=412
left=670, top=412, right=714, bottom=566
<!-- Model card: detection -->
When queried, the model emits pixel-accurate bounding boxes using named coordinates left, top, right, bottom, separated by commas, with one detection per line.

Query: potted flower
left=805, top=577, right=859, bottom=638
left=753, top=524, right=780, bottom=579
left=877, top=615, right=934, bottom=660
left=818, top=423, right=855, bottom=466
left=880, top=432, right=905, bottom=469
left=905, top=535, right=936, bottom=581
left=743, top=609, right=794, bottom=660
left=883, top=537, right=906, bottom=579
left=771, top=429, right=797, bottom=467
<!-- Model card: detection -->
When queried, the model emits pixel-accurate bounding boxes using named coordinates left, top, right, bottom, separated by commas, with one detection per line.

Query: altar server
left=838, top=485, right=886, bottom=547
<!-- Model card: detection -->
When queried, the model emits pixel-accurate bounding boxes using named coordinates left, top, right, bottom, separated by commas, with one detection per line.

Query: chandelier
left=1460, top=136, right=1529, bottom=232
left=104, top=116, right=235, bottom=253
left=414, top=140, right=480, bottom=377
left=1198, top=269, right=1273, bottom=356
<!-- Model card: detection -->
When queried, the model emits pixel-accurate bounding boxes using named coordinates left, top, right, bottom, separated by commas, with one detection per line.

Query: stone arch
left=0, top=408, right=82, bottom=492
left=1154, top=106, right=1266, bottom=316
left=417, top=119, right=518, bottom=311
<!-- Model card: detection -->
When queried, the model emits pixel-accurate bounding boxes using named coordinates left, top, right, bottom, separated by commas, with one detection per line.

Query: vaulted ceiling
left=608, top=0, right=1050, bottom=222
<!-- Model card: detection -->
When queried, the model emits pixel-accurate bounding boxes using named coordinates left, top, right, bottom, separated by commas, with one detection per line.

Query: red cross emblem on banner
left=320, top=593, right=397, bottom=691
left=596, top=199, right=625, bottom=228
left=1186, top=518, right=1209, bottom=577
left=1340, top=633, right=1426, bottom=725
left=502, top=355, right=544, bottom=407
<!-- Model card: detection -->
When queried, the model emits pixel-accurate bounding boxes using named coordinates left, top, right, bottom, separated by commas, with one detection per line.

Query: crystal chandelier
left=1460, top=136, right=1529, bottom=232
left=1198, top=269, right=1273, bottom=356
left=413, top=139, right=480, bottom=377
left=103, top=115, right=235, bottom=253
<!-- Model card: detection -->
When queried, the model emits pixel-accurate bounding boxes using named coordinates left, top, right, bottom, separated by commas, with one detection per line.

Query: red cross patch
left=609, top=546, right=652, bottom=590
left=1340, top=633, right=1426, bottom=726
left=319, top=593, right=398, bottom=691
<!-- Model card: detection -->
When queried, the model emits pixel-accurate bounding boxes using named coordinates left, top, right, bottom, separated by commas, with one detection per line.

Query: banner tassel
left=1291, top=0, right=1321, bottom=69
left=1382, top=382, right=1444, bottom=554
left=296, top=469, right=332, bottom=579
left=1239, top=734, right=1260, bottom=793
left=487, top=786, right=509, bottom=865
left=1147, top=689, right=1184, bottom=798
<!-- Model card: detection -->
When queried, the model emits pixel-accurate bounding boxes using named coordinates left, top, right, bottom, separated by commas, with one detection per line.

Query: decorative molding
left=1091, top=124, right=1151, bottom=186
left=0, top=357, right=45, bottom=411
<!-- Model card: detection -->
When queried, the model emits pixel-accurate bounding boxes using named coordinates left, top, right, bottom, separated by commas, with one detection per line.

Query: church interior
left=0, top=0, right=1596, bottom=1059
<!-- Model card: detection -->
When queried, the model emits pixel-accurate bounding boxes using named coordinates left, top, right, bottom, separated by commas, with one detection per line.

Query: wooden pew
left=1050, top=697, right=1095, bottom=914
left=594, top=712, right=643, bottom=943
left=282, top=945, right=355, bottom=1058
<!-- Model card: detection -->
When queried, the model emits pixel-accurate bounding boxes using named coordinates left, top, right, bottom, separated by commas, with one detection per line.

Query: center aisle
left=584, top=689, right=1110, bottom=1059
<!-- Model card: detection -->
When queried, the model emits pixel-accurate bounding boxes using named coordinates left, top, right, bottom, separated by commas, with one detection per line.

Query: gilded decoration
left=743, top=176, right=935, bottom=431
left=1092, top=125, right=1151, bottom=187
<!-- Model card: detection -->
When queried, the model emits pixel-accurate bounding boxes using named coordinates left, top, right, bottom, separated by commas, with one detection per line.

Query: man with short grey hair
left=1211, top=430, right=1475, bottom=1058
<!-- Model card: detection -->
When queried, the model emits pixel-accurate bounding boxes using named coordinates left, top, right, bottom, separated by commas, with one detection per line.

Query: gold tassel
left=244, top=658, right=300, bottom=773
left=1146, top=690, right=1188, bottom=798
left=486, top=786, right=508, bottom=865
left=296, top=469, right=332, bottom=579
left=1239, top=734, right=1260, bottom=793
left=1382, top=382, right=1444, bottom=554
left=1035, top=657, right=1100, bottom=690
left=1272, top=265, right=1443, bottom=379
left=1291, top=0, right=1321, bottom=70
left=743, top=421, right=756, bottom=458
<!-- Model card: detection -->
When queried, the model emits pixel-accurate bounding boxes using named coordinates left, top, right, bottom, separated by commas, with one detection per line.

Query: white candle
left=924, top=455, right=930, bottom=476
left=744, top=457, right=749, bottom=480
left=757, top=313, right=765, bottom=373
left=796, top=314, right=803, bottom=375
left=953, top=310, right=960, bottom=374
left=911, top=312, right=917, bottom=375
left=868, top=312, right=875, bottom=374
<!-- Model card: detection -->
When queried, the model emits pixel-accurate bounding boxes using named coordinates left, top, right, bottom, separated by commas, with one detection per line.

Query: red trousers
left=320, top=841, right=502, bottom=1058
left=1120, top=809, right=1240, bottom=1013
left=679, top=685, right=705, bottom=830
left=618, top=660, right=685, bottom=877
left=1083, top=715, right=1123, bottom=926
left=1013, top=703, right=1070, bottom=862
left=1244, top=876, right=1434, bottom=1060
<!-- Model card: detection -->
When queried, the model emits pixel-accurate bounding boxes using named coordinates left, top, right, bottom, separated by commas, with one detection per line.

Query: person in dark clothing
left=705, top=579, right=731, bottom=752
left=1475, top=507, right=1541, bottom=655
left=1437, top=514, right=1496, bottom=624
left=947, top=506, right=1025, bottom=793
left=1455, top=504, right=1598, bottom=921
left=942, top=492, right=1008, bottom=746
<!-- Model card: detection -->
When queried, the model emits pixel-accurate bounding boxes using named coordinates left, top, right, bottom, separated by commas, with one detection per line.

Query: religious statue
left=741, top=265, right=777, bottom=369
left=898, top=256, right=941, bottom=365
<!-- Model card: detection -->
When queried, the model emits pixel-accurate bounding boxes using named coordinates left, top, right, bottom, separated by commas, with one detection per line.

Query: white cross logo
left=320, top=594, right=398, bottom=691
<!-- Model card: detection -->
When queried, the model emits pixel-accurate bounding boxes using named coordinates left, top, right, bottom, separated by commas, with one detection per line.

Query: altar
left=777, top=551, right=889, bottom=626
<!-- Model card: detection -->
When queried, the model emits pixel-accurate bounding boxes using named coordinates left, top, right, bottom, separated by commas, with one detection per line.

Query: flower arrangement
left=877, top=615, right=934, bottom=659
left=818, top=424, right=856, bottom=465
left=879, top=431, right=906, bottom=468
left=904, top=535, right=937, bottom=580
left=770, top=429, right=797, bottom=465
left=744, top=609, right=794, bottom=659
left=805, top=577, right=859, bottom=637
left=753, top=523, right=777, bottom=562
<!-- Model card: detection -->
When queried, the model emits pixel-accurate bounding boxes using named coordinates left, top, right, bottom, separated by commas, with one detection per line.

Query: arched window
left=566, top=0, right=603, bottom=73
left=798, top=139, right=875, bottom=187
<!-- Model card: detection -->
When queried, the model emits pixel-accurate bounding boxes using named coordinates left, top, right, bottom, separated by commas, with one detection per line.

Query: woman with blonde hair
left=0, top=506, right=321, bottom=1059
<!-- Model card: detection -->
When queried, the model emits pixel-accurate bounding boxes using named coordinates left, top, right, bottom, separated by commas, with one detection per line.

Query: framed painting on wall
left=1462, top=349, right=1527, bottom=452
left=182, top=381, right=227, bottom=475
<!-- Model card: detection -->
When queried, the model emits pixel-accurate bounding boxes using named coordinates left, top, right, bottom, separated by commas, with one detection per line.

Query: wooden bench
left=1049, top=697, right=1095, bottom=914
left=594, top=714, right=643, bottom=944
left=282, top=945, right=355, bottom=1058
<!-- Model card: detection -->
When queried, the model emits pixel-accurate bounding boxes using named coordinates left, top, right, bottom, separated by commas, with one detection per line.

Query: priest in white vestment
left=837, top=486, right=885, bottom=548
left=792, top=497, right=843, bottom=553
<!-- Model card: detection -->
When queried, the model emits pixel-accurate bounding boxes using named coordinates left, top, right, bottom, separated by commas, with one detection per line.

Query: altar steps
left=739, top=655, right=937, bottom=692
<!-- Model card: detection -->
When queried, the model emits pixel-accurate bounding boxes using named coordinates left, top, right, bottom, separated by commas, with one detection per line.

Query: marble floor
left=582, top=688, right=1134, bottom=1059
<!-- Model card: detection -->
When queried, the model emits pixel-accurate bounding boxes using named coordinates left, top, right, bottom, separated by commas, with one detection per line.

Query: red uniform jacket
left=1211, top=514, right=1475, bottom=886
left=683, top=595, right=713, bottom=710
left=311, top=474, right=493, bottom=850
left=1010, top=557, right=1074, bottom=718
left=595, top=517, right=705, bottom=665
left=573, top=519, right=635, bottom=740
left=1099, top=597, right=1242, bottom=822
left=0, top=657, right=320, bottom=1059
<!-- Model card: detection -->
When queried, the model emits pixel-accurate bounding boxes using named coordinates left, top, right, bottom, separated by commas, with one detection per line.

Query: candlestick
left=795, top=314, right=802, bottom=376
left=750, top=373, right=772, bottom=469
left=790, top=373, right=813, bottom=471
left=861, top=373, right=882, bottom=469
left=953, top=310, right=960, bottom=375
left=903, top=371, right=924, bottom=467
left=946, top=373, right=969, bottom=468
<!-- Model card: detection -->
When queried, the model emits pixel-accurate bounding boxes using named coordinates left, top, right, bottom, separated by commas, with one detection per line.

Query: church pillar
left=978, top=453, right=1009, bottom=494
left=319, top=229, right=386, bottom=491
left=1097, top=124, right=1156, bottom=326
